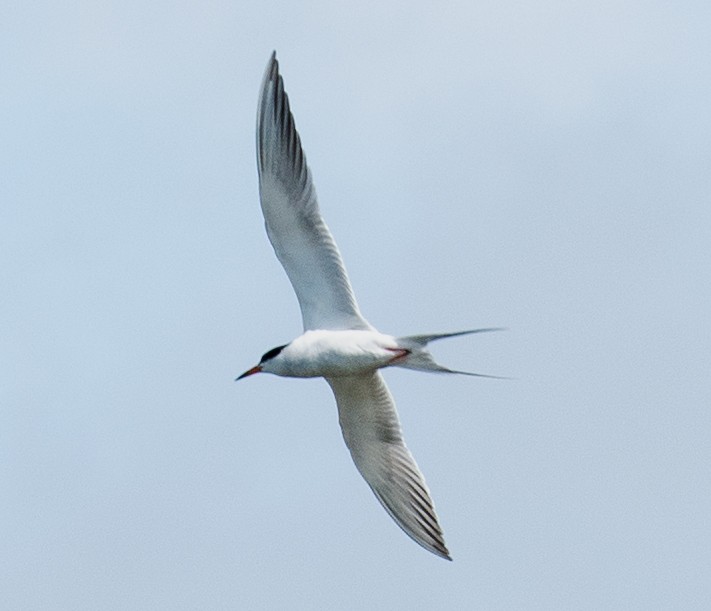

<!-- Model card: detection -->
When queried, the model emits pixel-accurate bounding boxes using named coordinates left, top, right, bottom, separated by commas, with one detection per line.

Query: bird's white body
left=262, top=330, right=400, bottom=378
left=239, top=52, right=500, bottom=561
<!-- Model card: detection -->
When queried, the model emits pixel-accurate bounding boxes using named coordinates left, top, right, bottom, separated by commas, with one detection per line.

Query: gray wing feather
left=326, top=372, right=451, bottom=560
left=256, top=52, right=371, bottom=331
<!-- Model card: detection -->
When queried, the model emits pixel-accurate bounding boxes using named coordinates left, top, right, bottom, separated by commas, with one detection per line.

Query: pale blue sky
left=2, top=1, right=710, bottom=609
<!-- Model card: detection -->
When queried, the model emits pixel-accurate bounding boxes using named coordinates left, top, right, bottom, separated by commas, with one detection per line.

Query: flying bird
left=238, top=52, right=501, bottom=560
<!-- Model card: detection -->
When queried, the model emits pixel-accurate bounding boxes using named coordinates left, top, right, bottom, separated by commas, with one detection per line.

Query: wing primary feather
left=256, top=52, right=371, bottom=332
left=326, top=372, right=451, bottom=560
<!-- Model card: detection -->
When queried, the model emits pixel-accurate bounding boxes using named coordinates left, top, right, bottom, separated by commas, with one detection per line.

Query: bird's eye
left=260, top=344, right=287, bottom=363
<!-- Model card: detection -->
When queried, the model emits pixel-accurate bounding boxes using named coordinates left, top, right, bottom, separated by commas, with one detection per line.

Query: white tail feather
left=394, top=328, right=507, bottom=379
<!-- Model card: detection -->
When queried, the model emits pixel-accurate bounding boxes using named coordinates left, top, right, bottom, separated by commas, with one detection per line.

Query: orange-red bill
left=236, top=365, right=262, bottom=381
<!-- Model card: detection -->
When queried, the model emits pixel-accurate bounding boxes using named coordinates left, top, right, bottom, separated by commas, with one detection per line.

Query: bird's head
left=236, top=344, right=287, bottom=380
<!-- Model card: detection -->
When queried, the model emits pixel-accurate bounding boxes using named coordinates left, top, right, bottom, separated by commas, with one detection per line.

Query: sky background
left=2, top=1, right=710, bottom=609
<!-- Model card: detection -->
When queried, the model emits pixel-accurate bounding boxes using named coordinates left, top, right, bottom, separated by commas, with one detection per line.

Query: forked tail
left=395, top=328, right=507, bottom=379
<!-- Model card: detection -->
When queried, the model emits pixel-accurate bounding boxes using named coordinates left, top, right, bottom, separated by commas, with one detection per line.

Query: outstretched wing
left=326, top=372, right=451, bottom=560
left=256, top=52, right=371, bottom=332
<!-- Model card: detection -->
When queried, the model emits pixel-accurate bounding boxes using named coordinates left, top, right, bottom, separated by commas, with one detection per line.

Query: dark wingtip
left=433, top=544, right=452, bottom=561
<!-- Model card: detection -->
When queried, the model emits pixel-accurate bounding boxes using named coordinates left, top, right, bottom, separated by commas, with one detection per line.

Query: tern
left=238, top=52, right=502, bottom=561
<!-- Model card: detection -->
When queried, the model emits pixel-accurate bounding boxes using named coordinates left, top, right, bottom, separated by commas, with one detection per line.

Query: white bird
left=239, top=52, right=502, bottom=561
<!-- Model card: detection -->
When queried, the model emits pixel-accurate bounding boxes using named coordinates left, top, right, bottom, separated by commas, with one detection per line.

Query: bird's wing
left=326, top=372, right=451, bottom=560
left=256, top=52, right=371, bottom=332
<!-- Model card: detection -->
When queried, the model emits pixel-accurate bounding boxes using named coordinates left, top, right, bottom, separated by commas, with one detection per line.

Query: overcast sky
left=2, top=1, right=710, bottom=609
